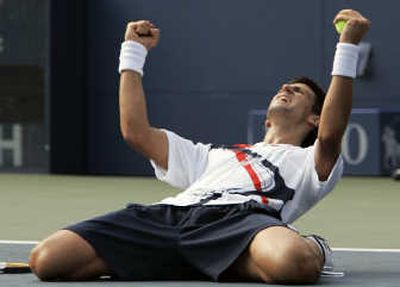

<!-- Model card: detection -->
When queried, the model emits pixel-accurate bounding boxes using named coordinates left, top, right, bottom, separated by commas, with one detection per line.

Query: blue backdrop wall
left=85, top=0, right=398, bottom=175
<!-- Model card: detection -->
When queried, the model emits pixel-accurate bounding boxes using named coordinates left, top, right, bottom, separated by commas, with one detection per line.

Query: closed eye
left=292, top=86, right=304, bottom=94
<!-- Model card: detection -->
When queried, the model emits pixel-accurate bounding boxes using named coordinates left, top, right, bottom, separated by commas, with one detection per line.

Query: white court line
left=333, top=247, right=400, bottom=253
left=0, top=240, right=39, bottom=245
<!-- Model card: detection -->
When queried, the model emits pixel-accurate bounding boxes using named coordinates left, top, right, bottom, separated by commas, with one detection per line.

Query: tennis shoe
left=306, top=234, right=333, bottom=271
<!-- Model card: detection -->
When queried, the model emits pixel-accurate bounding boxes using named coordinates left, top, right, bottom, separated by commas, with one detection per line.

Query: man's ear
left=307, top=114, right=320, bottom=128
left=265, top=119, right=271, bottom=128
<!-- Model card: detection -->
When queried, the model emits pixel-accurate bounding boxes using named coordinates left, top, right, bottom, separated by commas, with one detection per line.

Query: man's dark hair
left=288, top=77, right=326, bottom=147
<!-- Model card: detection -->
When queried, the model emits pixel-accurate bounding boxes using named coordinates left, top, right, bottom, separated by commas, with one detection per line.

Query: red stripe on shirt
left=234, top=150, right=268, bottom=204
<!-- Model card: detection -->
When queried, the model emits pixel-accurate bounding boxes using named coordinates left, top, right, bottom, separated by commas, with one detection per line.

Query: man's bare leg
left=227, top=226, right=324, bottom=284
left=29, top=230, right=111, bottom=281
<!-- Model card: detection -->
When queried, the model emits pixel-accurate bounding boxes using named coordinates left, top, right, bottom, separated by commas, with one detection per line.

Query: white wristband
left=331, top=43, right=360, bottom=79
left=118, top=41, right=148, bottom=76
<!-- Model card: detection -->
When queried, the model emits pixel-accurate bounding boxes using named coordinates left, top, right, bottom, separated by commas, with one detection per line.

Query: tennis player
left=30, top=9, right=369, bottom=284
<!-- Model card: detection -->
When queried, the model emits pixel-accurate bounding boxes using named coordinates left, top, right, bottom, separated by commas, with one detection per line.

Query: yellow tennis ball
left=335, top=20, right=347, bottom=34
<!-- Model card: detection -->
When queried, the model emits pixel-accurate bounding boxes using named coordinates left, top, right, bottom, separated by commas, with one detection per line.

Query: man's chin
left=268, top=105, right=292, bottom=115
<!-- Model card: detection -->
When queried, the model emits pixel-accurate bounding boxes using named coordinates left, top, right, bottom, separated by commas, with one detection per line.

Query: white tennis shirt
left=151, top=130, right=343, bottom=223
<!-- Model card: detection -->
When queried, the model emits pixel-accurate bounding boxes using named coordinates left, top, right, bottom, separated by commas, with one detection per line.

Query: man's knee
left=29, top=242, right=58, bottom=281
left=269, top=239, right=322, bottom=284
left=249, top=227, right=323, bottom=284
left=29, top=230, right=104, bottom=281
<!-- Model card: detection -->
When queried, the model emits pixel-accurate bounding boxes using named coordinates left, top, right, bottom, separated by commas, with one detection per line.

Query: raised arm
left=315, top=10, right=370, bottom=180
left=119, top=21, right=168, bottom=170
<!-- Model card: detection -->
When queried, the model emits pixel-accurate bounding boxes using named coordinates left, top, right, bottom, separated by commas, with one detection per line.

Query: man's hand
left=124, top=20, right=160, bottom=50
left=334, top=9, right=370, bottom=44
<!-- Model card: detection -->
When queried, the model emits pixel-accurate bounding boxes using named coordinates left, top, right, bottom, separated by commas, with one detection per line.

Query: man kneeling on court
left=29, top=9, right=369, bottom=284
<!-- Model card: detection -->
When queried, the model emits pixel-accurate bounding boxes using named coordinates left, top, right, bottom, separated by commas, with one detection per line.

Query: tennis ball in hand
left=335, top=20, right=347, bottom=34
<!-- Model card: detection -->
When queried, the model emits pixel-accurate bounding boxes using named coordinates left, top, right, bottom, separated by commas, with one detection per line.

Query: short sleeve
left=281, top=143, right=344, bottom=223
left=304, top=145, right=344, bottom=200
left=150, top=130, right=210, bottom=189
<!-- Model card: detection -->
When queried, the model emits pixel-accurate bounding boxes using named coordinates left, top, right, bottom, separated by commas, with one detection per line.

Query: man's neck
left=263, top=125, right=306, bottom=146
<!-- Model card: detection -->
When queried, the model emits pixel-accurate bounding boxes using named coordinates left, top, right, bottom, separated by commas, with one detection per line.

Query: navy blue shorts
left=65, top=200, right=284, bottom=281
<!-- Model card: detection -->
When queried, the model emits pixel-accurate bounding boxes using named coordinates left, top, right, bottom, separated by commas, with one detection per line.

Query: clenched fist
left=124, top=20, right=160, bottom=50
left=333, top=9, right=370, bottom=44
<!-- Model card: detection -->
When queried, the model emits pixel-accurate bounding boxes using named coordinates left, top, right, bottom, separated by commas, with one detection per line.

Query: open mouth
left=277, top=96, right=290, bottom=103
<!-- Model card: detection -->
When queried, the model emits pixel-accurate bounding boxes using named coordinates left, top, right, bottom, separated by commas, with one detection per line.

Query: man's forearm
left=119, top=71, right=151, bottom=141
left=317, top=76, right=353, bottom=153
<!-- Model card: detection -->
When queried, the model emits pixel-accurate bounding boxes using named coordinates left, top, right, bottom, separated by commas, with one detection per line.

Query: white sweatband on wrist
left=118, top=41, right=148, bottom=76
left=331, top=43, right=360, bottom=79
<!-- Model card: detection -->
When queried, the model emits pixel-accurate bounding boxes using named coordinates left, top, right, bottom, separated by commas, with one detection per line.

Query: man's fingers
left=128, top=20, right=151, bottom=27
left=150, top=28, right=160, bottom=37
left=333, top=9, right=370, bottom=44
left=128, top=21, right=158, bottom=35
left=126, top=20, right=152, bottom=35
left=136, top=25, right=151, bottom=36
left=124, top=20, right=160, bottom=50
left=148, top=28, right=160, bottom=48
left=125, top=21, right=152, bottom=37
left=333, top=15, right=369, bottom=26
left=333, top=9, right=368, bottom=24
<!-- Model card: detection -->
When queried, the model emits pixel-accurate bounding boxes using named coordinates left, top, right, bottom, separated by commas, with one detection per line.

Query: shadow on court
left=1, top=243, right=399, bottom=286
